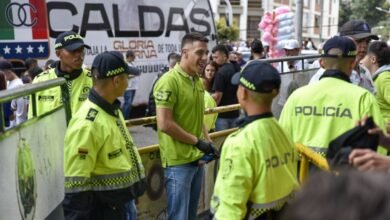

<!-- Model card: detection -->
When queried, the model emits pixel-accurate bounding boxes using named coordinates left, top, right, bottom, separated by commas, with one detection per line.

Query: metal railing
left=0, top=78, right=71, bottom=132
left=266, top=54, right=321, bottom=74
left=126, top=104, right=241, bottom=127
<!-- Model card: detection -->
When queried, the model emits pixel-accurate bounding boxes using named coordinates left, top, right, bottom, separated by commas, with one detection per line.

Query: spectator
left=122, top=50, right=141, bottom=119
left=201, top=62, right=219, bottom=132
left=25, top=58, right=38, bottom=71
left=274, top=39, right=308, bottom=118
left=44, top=59, right=55, bottom=70
left=200, top=61, right=218, bottom=92
left=361, top=41, right=390, bottom=122
left=283, top=170, right=390, bottom=220
left=0, top=71, right=12, bottom=129
left=211, top=44, right=241, bottom=131
left=250, top=39, right=264, bottom=60
left=236, top=52, right=247, bottom=67
left=28, top=66, right=44, bottom=81
left=229, top=51, right=239, bottom=63
left=0, top=60, right=26, bottom=127
left=262, top=41, right=270, bottom=59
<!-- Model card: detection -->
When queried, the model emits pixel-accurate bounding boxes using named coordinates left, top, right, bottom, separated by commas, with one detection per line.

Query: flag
left=0, top=0, right=49, bottom=59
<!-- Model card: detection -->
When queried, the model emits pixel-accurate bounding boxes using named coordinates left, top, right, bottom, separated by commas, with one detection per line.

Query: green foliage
left=339, top=0, right=387, bottom=27
left=216, top=17, right=240, bottom=43
left=338, top=1, right=352, bottom=27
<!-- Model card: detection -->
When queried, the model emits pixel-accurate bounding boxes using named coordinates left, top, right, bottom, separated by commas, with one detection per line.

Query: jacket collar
left=54, top=61, right=83, bottom=81
left=319, top=69, right=351, bottom=83
left=175, top=64, right=199, bottom=80
left=237, top=112, right=273, bottom=128
left=88, top=88, right=121, bottom=117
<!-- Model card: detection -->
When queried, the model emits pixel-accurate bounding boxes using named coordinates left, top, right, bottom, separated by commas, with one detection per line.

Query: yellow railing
left=125, top=104, right=241, bottom=127
left=296, top=143, right=329, bottom=183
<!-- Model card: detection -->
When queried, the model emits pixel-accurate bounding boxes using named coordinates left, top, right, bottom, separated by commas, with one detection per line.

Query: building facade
left=211, top=0, right=340, bottom=44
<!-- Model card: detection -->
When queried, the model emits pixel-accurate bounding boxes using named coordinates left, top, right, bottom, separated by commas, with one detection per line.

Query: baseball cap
left=283, top=39, right=300, bottom=50
left=340, top=20, right=379, bottom=40
left=231, top=60, right=281, bottom=93
left=321, top=36, right=357, bottom=58
left=55, top=31, right=91, bottom=51
left=0, top=60, right=13, bottom=71
left=91, top=51, right=140, bottom=79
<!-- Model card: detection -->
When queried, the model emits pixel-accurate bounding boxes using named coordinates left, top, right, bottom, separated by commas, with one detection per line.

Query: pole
left=295, top=0, right=303, bottom=48
left=319, top=0, right=324, bottom=42
left=224, top=0, right=233, bottom=26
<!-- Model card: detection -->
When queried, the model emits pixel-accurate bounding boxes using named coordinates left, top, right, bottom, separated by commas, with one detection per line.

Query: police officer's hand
left=195, top=139, right=215, bottom=154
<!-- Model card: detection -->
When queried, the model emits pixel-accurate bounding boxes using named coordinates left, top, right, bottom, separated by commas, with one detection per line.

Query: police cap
left=55, top=31, right=91, bottom=51
left=231, top=60, right=281, bottom=93
left=321, top=36, right=357, bottom=58
left=91, top=51, right=140, bottom=79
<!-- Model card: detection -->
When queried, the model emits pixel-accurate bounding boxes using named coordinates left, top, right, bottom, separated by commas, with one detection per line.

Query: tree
left=339, top=0, right=387, bottom=28
left=338, top=1, right=352, bottom=27
left=215, top=17, right=239, bottom=43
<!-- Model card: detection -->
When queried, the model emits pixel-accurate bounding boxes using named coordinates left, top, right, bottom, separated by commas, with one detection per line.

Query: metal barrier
left=0, top=78, right=71, bottom=132
left=266, top=54, right=321, bottom=74
left=126, top=104, right=241, bottom=127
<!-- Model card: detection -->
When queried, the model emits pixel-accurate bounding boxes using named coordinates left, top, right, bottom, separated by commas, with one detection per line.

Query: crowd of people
left=2, top=17, right=390, bottom=220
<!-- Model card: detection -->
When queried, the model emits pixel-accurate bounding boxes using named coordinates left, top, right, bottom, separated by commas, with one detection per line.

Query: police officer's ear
left=236, top=86, right=248, bottom=101
left=319, top=58, right=325, bottom=69
left=349, top=58, right=357, bottom=71
left=112, top=75, right=121, bottom=87
left=55, top=49, right=62, bottom=59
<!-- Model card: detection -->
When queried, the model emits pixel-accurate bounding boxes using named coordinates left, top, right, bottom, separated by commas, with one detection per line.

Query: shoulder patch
left=85, top=69, right=92, bottom=77
left=86, top=108, right=99, bottom=121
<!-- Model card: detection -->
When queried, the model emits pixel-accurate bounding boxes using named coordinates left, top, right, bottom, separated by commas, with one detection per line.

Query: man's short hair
left=181, top=32, right=209, bottom=49
left=283, top=170, right=390, bottom=220
left=25, top=58, right=38, bottom=69
left=126, top=50, right=135, bottom=58
left=251, top=39, right=264, bottom=54
left=167, top=52, right=180, bottom=61
left=212, top=44, right=229, bottom=57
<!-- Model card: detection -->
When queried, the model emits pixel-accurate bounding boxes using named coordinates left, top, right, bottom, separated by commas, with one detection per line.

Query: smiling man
left=28, top=31, right=92, bottom=119
left=154, top=32, right=218, bottom=220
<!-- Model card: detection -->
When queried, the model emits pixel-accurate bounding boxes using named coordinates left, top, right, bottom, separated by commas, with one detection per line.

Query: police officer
left=28, top=31, right=92, bottom=118
left=63, top=51, right=145, bottom=220
left=211, top=60, right=299, bottom=219
left=279, top=36, right=385, bottom=157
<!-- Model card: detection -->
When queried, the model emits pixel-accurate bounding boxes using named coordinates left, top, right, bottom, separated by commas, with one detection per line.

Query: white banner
left=0, top=108, right=66, bottom=220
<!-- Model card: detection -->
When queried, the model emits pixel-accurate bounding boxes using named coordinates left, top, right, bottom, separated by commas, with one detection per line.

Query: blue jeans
left=215, top=117, right=238, bottom=131
left=124, top=200, right=137, bottom=220
left=165, top=163, right=204, bottom=220
left=122, top=90, right=136, bottom=119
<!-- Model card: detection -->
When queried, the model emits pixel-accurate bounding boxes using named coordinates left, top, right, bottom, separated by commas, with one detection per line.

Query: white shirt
left=277, top=59, right=308, bottom=105
left=127, top=62, right=140, bottom=91
left=308, top=65, right=375, bottom=94
left=8, top=78, right=28, bottom=127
